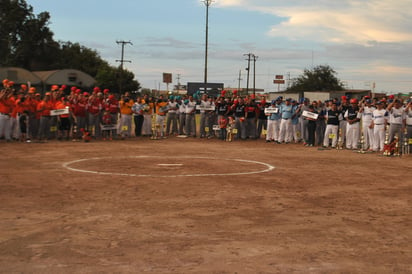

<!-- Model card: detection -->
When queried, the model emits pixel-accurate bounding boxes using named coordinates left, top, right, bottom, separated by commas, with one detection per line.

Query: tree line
left=0, top=0, right=140, bottom=93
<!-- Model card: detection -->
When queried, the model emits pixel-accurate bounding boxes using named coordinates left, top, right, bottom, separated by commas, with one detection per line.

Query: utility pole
left=253, top=54, right=258, bottom=96
left=237, top=70, right=242, bottom=93
left=116, top=40, right=132, bottom=93
left=202, top=0, right=213, bottom=95
left=287, top=72, right=291, bottom=89
left=176, top=74, right=181, bottom=94
left=244, top=53, right=252, bottom=96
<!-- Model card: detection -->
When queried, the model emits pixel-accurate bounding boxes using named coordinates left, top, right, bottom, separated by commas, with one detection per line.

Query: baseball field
left=1, top=138, right=411, bottom=273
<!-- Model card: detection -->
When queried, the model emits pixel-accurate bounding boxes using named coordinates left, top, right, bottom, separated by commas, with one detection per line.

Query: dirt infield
left=1, top=138, right=411, bottom=273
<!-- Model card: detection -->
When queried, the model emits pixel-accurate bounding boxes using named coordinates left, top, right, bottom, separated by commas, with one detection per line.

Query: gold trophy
left=383, top=126, right=390, bottom=156
left=151, top=124, right=161, bottom=140
left=226, top=117, right=235, bottom=142
left=358, top=133, right=366, bottom=154
left=358, top=124, right=366, bottom=154
left=337, top=128, right=344, bottom=150
left=393, top=133, right=400, bottom=157
left=402, top=128, right=410, bottom=156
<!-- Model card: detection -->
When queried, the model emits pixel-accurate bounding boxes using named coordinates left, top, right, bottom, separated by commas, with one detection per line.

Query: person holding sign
left=265, top=97, right=282, bottom=143
left=305, top=104, right=318, bottom=147
left=55, top=97, right=71, bottom=140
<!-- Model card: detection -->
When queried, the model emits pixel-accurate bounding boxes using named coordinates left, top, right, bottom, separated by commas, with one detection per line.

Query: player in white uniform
left=370, top=101, right=388, bottom=152
left=278, top=98, right=293, bottom=143
left=405, top=99, right=412, bottom=152
left=185, top=96, right=197, bottom=137
left=199, top=94, right=208, bottom=138
left=359, top=98, right=375, bottom=150
left=387, top=99, right=406, bottom=143
left=177, top=96, right=186, bottom=135
left=344, top=98, right=361, bottom=150
left=166, top=96, right=178, bottom=136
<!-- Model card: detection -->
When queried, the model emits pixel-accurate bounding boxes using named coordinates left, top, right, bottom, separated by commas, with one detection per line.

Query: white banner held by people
left=50, top=107, right=69, bottom=116
left=196, top=105, right=216, bottom=111
left=302, top=110, right=319, bottom=120
left=264, top=107, right=279, bottom=114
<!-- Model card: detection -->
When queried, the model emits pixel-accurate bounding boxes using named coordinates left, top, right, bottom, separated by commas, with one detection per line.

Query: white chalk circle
left=62, top=156, right=275, bottom=177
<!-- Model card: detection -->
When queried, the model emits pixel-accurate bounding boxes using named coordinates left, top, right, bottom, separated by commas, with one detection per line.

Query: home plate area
left=63, top=156, right=275, bottom=177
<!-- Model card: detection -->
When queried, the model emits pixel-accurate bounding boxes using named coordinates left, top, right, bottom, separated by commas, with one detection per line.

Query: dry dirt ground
left=0, top=137, right=411, bottom=273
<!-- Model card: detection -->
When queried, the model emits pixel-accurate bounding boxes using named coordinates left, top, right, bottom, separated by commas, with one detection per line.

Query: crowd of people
left=1, top=78, right=411, bottom=155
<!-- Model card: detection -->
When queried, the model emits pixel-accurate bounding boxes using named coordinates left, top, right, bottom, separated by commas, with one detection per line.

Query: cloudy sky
left=28, top=0, right=412, bottom=93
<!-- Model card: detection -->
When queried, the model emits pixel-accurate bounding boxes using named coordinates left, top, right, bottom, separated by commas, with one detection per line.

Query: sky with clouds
left=27, top=0, right=412, bottom=93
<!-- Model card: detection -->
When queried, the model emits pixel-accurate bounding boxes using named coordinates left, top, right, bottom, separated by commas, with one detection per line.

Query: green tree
left=287, top=65, right=345, bottom=92
left=56, top=42, right=108, bottom=77
left=0, top=0, right=141, bottom=92
left=0, top=0, right=59, bottom=69
left=95, top=66, right=140, bottom=94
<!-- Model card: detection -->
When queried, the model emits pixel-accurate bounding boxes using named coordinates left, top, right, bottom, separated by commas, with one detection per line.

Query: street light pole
left=203, top=0, right=213, bottom=95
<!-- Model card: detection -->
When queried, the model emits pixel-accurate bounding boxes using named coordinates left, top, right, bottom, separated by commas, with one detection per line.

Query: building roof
left=33, top=69, right=96, bottom=87
left=0, top=67, right=42, bottom=85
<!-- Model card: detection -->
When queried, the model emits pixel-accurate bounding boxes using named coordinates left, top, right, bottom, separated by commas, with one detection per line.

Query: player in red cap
left=55, top=97, right=71, bottom=140
left=104, top=94, right=119, bottom=139
left=36, top=93, right=54, bottom=141
left=71, top=92, right=88, bottom=140
left=0, top=84, right=15, bottom=141
left=87, top=92, right=103, bottom=138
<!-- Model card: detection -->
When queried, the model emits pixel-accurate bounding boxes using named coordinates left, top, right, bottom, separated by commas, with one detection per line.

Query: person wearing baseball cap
left=104, top=94, right=119, bottom=139
left=387, top=98, right=406, bottom=143
left=233, top=97, right=247, bottom=140
left=323, top=102, right=341, bottom=148
left=305, top=104, right=318, bottom=147
left=359, top=98, right=376, bottom=151
left=298, top=97, right=311, bottom=144
left=71, top=91, right=88, bottom=140
left=36, top=92, right=54, bottom=142
left=256, top=97, right=268, bottom=139
left=371, top=100, right=389, bottom=152
left=344, top=98, right=361, bottom=149
left=266, top=98, right=282, bottom=143
left=404, top=98, right=412, bottom=153
left=278, top=98, right=293, bottom=144
left=0, top=85, right=15, bottom=141
left=338, top=96, right=350, bottom=148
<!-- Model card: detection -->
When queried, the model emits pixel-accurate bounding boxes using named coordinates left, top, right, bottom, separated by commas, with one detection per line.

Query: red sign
left=273, top=79, right=285, bottom=84
left=275, top=75, right=283, bottom=80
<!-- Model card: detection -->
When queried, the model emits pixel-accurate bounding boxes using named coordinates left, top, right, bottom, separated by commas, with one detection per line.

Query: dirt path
left=1, top=138, right=411, bottom=273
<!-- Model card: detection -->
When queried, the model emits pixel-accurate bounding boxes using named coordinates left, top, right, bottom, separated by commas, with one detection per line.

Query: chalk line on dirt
left=62, top=156, right=275, bottom=177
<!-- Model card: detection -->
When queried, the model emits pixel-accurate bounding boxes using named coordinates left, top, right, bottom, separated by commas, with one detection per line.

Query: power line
left=116, top=40, right=132, bottom=69
left=116, top=40, right=132, bottom=93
